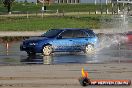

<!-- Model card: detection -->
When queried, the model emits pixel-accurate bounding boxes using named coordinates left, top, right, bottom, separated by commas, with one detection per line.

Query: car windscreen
left=86, top=30, right=96, bottom=37
left=41, top=29, right=62, bottom=38
left=127, top=31, right=132, bottom=35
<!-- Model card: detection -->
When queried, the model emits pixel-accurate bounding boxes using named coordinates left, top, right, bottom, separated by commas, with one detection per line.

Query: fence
left=0, top=9, right=124, bottom=18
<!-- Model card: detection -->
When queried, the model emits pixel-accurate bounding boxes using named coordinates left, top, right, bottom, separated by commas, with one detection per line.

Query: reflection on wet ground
left=0, top=41, right=132, bottom=65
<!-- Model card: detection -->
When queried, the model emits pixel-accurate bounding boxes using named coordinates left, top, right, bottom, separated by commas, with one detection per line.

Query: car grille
left=23, top=42, right=29, bottom=46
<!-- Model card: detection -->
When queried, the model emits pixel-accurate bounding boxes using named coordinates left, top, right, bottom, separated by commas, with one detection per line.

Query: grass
left=0, top=2, right=116, bottom=31
left=0, top=15, right=102, bottom=31
left=0, top=3, right=112, bottom=13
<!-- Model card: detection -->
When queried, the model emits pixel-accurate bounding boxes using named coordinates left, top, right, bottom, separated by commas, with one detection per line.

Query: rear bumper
left=127, top=35, right=132, bottom=41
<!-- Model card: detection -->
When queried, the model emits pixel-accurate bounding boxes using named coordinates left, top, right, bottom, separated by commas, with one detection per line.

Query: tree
left=39, top=0, right=51, bottom=5
left=3, top=0, right=14, bottom=13
left=46, top=0, right=51, bottom=5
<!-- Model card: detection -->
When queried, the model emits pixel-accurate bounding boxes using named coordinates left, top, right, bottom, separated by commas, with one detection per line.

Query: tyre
left=84, top=44, right=95, bottom=54
left=42, top=45, right=53, bottom=56
left=79, top=78, right=91, bottom=86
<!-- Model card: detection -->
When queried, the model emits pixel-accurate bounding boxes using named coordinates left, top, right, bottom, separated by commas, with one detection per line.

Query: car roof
left=51, top=28, right=93, bottom=31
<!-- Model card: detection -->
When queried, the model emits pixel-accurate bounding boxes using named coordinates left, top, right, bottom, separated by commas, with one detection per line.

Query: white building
left=16, top=0, right=112, bottom=4
left=16, top=0, right=37, bottom=3
left=112, top=0, right=132, bottom=3
left=54, top=0, right=112, bottom=3
left=16, top=0, right=132, bottom=4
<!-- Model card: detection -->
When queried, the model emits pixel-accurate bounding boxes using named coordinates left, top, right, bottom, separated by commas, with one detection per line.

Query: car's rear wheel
left=42, top=45, right=53, bottom=56
left=84, top=44, right=95, bottom=54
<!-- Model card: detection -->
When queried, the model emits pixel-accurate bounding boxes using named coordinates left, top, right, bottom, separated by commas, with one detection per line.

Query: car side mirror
left=57, top=35, right=62, bottom=39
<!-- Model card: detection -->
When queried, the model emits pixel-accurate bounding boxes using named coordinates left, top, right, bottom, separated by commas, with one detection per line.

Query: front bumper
left=20, top=44, right=42, bottom=53
left=20, top=45, right=35, bottom=52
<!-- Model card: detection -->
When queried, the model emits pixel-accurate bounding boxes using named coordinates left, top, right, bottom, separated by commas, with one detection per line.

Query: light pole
left=95, top=0, right=97, bottom=14
left=43, top=0, right=44, bottom=9
left=106, top=0, right=108, bottom=14
left=41, top=0, right=45, bottom=18
left=100, top=0, right=102, bottom=14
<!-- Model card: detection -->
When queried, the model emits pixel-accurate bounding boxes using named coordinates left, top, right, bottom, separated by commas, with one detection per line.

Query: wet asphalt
left=0, top=36, right=131, bottom=65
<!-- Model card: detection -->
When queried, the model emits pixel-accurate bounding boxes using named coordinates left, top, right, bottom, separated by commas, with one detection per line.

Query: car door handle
left=69, top=40, right=72, bottom=41
left=85, top=39, right=88, bottom=40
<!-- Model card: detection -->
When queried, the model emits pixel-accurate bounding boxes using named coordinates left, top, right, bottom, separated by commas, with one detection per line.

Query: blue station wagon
left=20, top=28, right=98, bottom=56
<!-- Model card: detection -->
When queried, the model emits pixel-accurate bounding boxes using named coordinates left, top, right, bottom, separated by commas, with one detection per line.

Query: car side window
left=87, top=31, right=95, bottom=37
left=60, top=30, right=73, bottom=38
left=72, top=30, right=87, bottom=38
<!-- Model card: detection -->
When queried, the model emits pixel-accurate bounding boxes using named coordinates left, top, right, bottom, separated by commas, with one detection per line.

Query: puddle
left=0, top=41, right=131, bottom=65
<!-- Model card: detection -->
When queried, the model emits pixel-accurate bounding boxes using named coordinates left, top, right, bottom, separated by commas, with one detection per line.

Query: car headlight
left=29, top=42, right=38, bottom=46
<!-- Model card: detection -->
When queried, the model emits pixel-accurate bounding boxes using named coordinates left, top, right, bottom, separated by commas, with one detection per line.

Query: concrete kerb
left=0, top=29, right=131, bottom=37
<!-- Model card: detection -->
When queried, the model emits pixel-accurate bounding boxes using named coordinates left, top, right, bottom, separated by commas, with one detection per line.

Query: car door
left=52, top=30, right=74, bottom=51
left=71, top=30, right=89, bottom=50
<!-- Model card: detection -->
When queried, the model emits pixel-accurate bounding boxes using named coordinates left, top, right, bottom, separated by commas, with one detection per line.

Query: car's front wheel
left=84, top=44, right=95, bottom=54
left=42, top=45, right=53, bottom=56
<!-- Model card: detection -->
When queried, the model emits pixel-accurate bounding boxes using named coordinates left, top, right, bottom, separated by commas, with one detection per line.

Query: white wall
left=16, top=0, right=37, bottom=3
left=80, top=0, right=109, bottom=3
